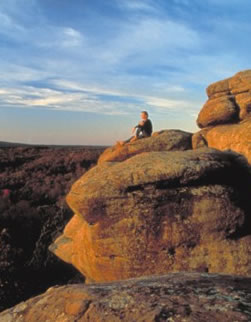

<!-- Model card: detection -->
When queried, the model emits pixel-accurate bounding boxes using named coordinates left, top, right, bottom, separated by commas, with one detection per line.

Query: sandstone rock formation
left=197, top=69, right=251, bottom=127
left=98, top=129, right=192, bottom=163
left=51, top=148, right=251, bottom=283
left=1, top=272, right=251, bottom=321
left=3, top=71, right=251, bottom=318
left=193, top=119, right=251, bottom=164
left=193, top=70, right=251, bottom=165
left=196, top=95, right=239, bottom=128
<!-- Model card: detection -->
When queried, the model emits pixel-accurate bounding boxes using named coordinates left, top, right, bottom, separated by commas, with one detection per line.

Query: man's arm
left=132, top=125, right=140, bottom=133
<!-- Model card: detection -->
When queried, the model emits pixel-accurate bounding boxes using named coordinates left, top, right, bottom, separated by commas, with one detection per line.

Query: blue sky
left=0, top=0, right=250, bottom=145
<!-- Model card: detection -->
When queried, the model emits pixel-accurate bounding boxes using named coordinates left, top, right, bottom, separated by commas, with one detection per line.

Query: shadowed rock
left=51, top=148, right=251, bottom=283
left=1, top=272, right=251, bottom=321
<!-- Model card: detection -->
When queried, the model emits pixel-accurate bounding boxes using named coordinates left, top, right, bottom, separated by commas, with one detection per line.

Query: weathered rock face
left=98, top=129, right=192, bottom=164
left=193, top=70, right=251, bottom=165
left=197, top=70, right=251, bottom=128
left=196, top=95, right=239, bottom=128
left=193, top=119, right=251, bottom=165
left=51, top=148, right=251, bottom=283
left=1, top=272, right=251, bottom=321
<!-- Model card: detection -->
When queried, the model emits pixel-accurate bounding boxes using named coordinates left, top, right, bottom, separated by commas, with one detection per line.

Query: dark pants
left=125, top=129, right=150, bottom=143
left=136, top=128, right=149, bottom=138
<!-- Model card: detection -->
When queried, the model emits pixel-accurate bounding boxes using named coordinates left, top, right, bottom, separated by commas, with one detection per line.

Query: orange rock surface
left=197, top=70, right=251, bottom=128
left=194, top=70, right=251, bottom=165
left=197, top=95, right=238, bottom=128
left=98, top=129, right=192, bottom=164
left=51, top=148, right=251, bottom=283
left=193, top=119, right=251, bottom=165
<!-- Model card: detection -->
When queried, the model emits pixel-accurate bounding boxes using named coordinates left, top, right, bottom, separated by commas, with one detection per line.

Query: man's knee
left=136, top=128, right=141, bottom=138
left=141, top=130, right=150, bottom=138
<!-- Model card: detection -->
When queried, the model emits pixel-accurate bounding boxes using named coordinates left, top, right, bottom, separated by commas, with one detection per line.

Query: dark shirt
left=136, top=119, right=153, bottom=136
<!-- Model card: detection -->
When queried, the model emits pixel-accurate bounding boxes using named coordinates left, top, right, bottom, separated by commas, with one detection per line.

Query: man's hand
left=132, top=126, right=136, bottom=134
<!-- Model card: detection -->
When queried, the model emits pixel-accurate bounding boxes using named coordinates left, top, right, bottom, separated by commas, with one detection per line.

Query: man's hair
left=141, top=111, right=148, bottom=117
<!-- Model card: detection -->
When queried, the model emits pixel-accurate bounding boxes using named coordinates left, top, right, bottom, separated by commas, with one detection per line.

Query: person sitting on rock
left=118, top=111, right=153, bottom=146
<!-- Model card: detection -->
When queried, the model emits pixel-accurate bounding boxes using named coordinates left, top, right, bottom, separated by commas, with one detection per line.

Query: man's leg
left=140, top=130, right=149, bottom=138
left=126, top=128, right=141, bottom=143
left=117, top=128, right=149, bottom=146
left=125, top=136, right=134, bottom=143
left=136, top=130, right=149, bottom=140
left=136, top=128, right=141, bottom=138
left=117, top=136, right=134, bottom=146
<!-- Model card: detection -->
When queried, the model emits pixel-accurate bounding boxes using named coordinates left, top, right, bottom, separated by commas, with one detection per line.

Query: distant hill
left=0, top=141, right=108, bottom=149
left=0, top=141, right=32, bottom=147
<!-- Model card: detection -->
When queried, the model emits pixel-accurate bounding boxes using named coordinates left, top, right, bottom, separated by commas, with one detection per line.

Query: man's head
left=141, top=111, right=148, bottom=120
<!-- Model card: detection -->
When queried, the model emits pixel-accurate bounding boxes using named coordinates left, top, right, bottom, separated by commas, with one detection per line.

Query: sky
left=0, top=0, right=250, bottom=145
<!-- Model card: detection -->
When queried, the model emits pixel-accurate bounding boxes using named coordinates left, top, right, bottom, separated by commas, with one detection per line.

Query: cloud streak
left=0, top=0, right=250, bottom=144
left=0, top=79, right=202, bottom=118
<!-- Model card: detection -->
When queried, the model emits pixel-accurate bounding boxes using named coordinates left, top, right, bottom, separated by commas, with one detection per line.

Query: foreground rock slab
left=51, top=148, right=251, bottom=283
left=1, top=272, right=251, bottom=322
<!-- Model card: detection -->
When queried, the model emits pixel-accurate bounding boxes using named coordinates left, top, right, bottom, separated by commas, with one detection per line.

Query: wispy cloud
left=116, top=0, right=158, bottom=12
left=0, top=11, right=25, bottom=40
left=0, top=84, right=130, bottom=114
left=37, top=26, right=85, bottom=49
left=0, top=77, right=202, bottom=120
left=95, top=16, right=201, bottom=70
left=0, top=64, right=51, bottom=85
left=0, top=0, right=251, bottom=144
left=61, top=28, right=84, bottom=47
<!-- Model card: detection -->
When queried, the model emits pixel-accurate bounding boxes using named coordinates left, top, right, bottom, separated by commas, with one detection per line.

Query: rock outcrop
left=194, top=70, right=251, bottom=165
left=197, top=70, right=251, bottom=127
left=3, top=71, right=251, bottom=317
left=1, top=272, right=251, bottom=321
left=98, top=129, right=192, bottom=163
left=193, top=119, right=251, bottom=164
left=51, top=148, right=251, bottom=283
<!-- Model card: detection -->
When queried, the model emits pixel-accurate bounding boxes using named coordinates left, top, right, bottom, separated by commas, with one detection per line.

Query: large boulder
left=197, top=70, right=251, bottom=128
left=206, top=77, right=231, bottom=99
left=193, top=119, right=251, bottom=165
left=196, top=95, right=239, bottom=128
left=1, top=272, right=251, bottom=321
left=98, top=129, right=192, bottom=164
left=194, top=70, right=251, bottom=165
left=50, top=148, right=251, bottom=283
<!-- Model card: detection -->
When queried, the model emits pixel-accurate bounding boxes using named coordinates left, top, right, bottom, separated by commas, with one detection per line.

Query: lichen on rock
left=1, top=272, right=251, bottom=321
